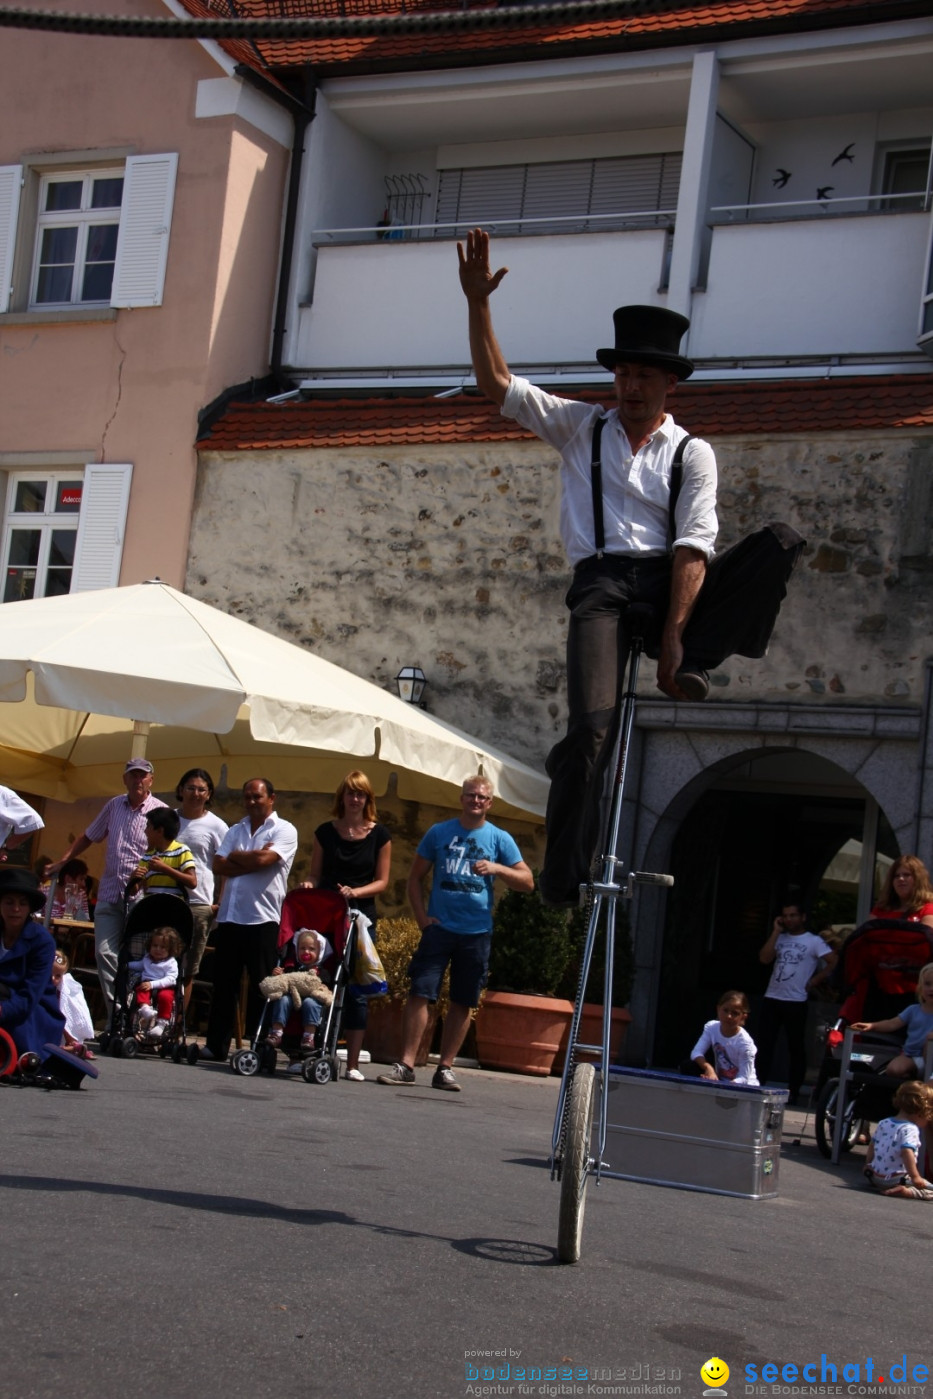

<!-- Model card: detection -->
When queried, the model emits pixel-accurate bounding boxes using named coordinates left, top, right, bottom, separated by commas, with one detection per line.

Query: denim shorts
left=408, top=924, right=492, bottom=1008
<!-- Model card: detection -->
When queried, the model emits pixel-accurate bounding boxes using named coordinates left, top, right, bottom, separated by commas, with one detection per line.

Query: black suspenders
left=590, top=416, right=693, bottom=558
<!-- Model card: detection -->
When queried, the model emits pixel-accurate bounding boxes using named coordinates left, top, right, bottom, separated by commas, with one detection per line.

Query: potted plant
left=473, top=879, right=575, bottom=1076
left=362, top=917, right=447, bottom=1065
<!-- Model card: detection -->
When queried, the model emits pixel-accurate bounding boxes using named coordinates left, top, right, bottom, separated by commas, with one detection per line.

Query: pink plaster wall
left=0, top=0, right=291, bottom=587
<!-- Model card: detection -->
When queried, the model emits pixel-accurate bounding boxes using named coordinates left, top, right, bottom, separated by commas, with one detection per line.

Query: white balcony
left=289, top=211, right=931, bottom=379
left=292, top=226, right=672, bottom=375
left=691, top=211, right=930, bottom=361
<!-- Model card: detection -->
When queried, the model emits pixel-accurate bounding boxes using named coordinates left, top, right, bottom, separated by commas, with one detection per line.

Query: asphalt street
left=2, top=1055, right=930, bottom=1399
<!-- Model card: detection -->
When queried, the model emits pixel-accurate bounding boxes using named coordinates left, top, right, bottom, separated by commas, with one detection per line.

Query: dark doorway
left=652, top=786, right=897, bottom=1069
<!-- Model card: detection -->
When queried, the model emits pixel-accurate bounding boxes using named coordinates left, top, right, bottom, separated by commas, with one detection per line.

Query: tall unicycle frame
left=550, top=604, right=674, bottom=1264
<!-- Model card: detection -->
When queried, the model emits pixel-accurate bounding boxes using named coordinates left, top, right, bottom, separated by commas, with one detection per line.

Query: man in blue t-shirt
left=377, top=775, right=533, bottom=1093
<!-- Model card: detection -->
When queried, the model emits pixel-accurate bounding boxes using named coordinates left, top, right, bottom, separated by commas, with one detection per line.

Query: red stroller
left=230, top=887, right=359, bottom=1084
left=814, top=916, right=933, bottom=1159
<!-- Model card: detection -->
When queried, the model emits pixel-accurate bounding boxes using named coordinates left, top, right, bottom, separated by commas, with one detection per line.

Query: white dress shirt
left=502, top=375, right=718, bottom=567
left=215, top=811, right=297, bottom=926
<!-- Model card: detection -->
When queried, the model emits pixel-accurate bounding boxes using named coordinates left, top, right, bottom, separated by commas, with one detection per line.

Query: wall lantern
left=395, top=664, right=428, bottom=706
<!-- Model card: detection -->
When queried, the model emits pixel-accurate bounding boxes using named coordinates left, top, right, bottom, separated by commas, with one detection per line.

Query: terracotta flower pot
left=554, top=1003, right=632, bottom=1074
left=474, top=990, right=574, bottom=1077
left=363, top=998, right=436, bottom=1066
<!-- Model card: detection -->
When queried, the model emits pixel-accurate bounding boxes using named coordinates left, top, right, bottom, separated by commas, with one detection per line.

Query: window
left=0, top=153, right=178, bottom=315
left=435, top=152, right=682, bottom=235
left=32, top=170, right=124, bottom=307
left=2, top=474, right=82, bottom=601
left=879, top=143, right=931, bottom=213
left=1, top=464, right=132, bottom=600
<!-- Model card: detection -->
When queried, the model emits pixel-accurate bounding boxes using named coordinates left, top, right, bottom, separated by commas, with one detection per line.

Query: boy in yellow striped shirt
left=128, top=808, right=196, bottom=899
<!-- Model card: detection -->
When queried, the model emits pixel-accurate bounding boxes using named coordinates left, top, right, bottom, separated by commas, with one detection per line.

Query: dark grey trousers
left=540, top=522, right=805, bottom=902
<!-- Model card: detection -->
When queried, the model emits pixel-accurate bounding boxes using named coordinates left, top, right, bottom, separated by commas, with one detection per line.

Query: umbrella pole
left=131, top=720, right=150, bottom=760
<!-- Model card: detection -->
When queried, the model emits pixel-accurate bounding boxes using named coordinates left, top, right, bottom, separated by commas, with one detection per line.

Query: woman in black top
left=307, top=770, right=391, bottom=1080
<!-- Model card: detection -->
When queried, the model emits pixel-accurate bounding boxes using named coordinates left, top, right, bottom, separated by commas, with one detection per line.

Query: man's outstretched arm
left=457, top=227, right=511, bottom=406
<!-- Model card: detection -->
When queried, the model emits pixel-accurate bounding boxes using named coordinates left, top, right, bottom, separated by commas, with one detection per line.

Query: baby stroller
left=813, top=916, right=933, bottom=1160
left=230, top=887, right=359, bottom=1085
left=98, top=893, right=194, bottom=1063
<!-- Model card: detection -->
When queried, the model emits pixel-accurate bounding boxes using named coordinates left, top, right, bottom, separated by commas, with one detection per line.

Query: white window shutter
left=0, top=165, right=23, bottom=314
left=72, top=463, right=133, bottom=591
left=110, top=153, right=178, bottom=308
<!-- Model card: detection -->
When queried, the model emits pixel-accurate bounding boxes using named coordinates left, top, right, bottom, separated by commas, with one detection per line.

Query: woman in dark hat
left=0, top=868, right=66, bottom=1056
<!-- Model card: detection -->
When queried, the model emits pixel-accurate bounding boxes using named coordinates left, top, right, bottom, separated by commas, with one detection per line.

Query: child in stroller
left=851, top=961, right=933, bottom=1080
left=813, top=916, right=933, bottom=1158
left=129, top=927, right=182, bottom=1042
left=100, top=892, right=194, bottom=1061
left=230, top=887, right=356, bottom=1083
left=263, top=928, right=334, bottom=1050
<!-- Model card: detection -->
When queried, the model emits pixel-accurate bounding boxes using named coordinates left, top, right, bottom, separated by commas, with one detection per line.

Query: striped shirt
left=85, top=793, right=168, bottom=904
left=138, top=839, right=196, bottom=897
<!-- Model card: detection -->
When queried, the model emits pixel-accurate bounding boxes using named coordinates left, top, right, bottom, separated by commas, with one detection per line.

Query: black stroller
left=230, top=887, right=360, bottom=1084
left=813, top=916, right=933, bottom=1160
left=98, top=893, right=194, bottom=1063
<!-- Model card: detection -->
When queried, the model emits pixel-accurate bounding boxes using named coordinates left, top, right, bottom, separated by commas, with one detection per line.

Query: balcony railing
left=711, top=189, right=932, bottom=221
left=311, top=208, right=678, bottom=244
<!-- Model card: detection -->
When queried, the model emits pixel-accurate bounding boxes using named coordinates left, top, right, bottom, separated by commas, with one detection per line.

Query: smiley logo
left=701, top=1358, right=730, bottom=1389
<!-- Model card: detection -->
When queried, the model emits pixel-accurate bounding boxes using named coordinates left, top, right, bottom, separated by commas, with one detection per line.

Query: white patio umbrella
left=0, top=582, right=547, bottom=819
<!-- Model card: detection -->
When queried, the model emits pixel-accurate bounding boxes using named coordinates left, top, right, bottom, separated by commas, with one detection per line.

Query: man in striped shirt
left=49, top=758, right=166, bottom=1010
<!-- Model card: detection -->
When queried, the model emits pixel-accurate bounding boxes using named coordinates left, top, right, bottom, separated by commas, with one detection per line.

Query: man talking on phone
left=757, top=900, right=836, bottom=1105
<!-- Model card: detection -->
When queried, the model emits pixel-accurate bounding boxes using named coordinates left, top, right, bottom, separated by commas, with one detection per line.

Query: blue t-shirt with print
left=418, top=818, right=523, bottom=934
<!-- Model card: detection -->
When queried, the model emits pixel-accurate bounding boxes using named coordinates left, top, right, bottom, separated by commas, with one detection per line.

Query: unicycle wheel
left=557, top=1062, right=595, bottom=1265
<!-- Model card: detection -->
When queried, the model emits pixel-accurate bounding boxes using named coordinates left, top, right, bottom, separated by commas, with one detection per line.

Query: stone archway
left=621, top=712, right=922, bottom=1064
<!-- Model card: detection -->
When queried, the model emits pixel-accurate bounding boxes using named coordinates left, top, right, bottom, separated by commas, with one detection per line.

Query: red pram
left=230, top=887, right=358, bottom=1084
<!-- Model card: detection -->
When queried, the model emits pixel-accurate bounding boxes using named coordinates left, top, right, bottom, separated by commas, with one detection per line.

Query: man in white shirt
left=757, top=900, right=836, bottom=1105
left=200, top=777, right=298, bottom=1062
left=458, top=227, right=804, bottom=904
left=0, top=785, right=44, bottom=859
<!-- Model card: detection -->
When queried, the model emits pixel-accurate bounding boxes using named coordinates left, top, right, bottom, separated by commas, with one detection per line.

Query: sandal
left=267, top=1026, right=284, bottom=1048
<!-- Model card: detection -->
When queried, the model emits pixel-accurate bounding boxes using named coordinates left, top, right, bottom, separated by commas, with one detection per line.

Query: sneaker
left=300, top=1031, right=316, bottom=1050
left=197, top=1046, right=215, bottom=1062
left=673, top=666, right=709, bottom=701
left=344, top=1067, right=365, bottom=1082
left=266, top=1025, right=284, bottom=1048
left=432, top=1065, right=461, bottom=1092
left=137, top=1004, right=157, bottom=1023
left=148, top=1019, right=167, bottom=1041
left=376, top=1062, right=416, bottom=1086
left=286, top=1061, right=303, bottom=1075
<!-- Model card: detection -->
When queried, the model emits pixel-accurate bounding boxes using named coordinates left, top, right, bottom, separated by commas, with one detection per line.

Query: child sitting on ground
left=51, top=948, right=95, bottom=1056
left=863, top=1080, right=933, bottom=1198
left=851, top=961, right=933, bottom=1079
left=128, top=926, right=182, bottom=1041
left=261, top=927, right=334, bottom=1051
left=691, top=989, right=759, bottom=1086
left=127, top=809, right=197, bottom=900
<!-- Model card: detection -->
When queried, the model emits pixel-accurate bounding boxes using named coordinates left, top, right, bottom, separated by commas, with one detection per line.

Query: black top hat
left=596, top=304, right=694, bottom=380
left=0, top=867, right=47, bottom=914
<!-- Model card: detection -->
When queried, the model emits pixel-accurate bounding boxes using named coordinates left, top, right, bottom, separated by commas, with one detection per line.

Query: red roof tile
left=171, top=0, right=921, bottom=77
left=197, top=374, right=933, bottom=450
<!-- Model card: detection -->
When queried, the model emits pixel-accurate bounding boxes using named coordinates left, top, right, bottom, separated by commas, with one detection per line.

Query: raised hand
left=457, top=227, right=508, bottom=302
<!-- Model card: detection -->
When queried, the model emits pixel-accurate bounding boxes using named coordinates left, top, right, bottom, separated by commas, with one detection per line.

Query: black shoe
left=432, top=1066, right=461, bottom=1092
left=674, top=667, right=709, bottom=701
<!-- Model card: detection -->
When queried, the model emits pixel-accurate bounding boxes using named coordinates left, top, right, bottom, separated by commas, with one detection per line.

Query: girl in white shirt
left=691, top=989, right=759, bottom=1086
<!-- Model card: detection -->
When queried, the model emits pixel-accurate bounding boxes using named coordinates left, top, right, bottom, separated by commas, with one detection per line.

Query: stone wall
left=189, top=427, right=933, bottom=768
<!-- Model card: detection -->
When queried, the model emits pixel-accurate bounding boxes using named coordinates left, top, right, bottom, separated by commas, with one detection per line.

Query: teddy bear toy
left=258, top=969, right=334, bottom=1009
